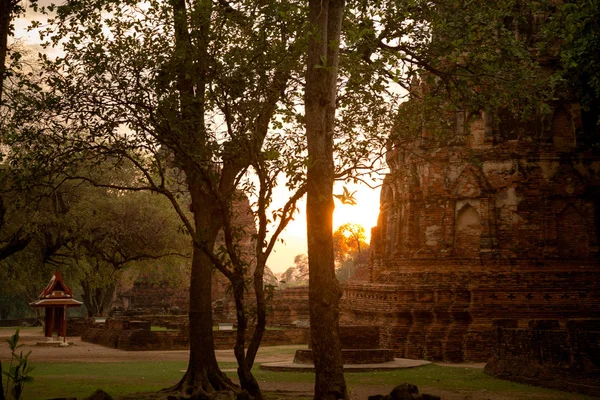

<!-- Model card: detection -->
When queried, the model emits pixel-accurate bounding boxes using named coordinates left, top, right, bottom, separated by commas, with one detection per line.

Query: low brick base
left=293, top=349, right=395, bottom=365
left=81, top=326, right=309, bottom=351
left=484, top=321, right=600, bottom=397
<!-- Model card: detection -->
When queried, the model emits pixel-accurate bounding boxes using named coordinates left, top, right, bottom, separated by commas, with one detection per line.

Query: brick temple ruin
left=339, top=5, right=600, bottom=370
left=341, top=96, right=600, bottom=364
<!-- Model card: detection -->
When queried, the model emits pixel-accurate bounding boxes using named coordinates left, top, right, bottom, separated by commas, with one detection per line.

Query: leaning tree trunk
left=231, top=275, right=262, bottom=400
left=0, top=360, right=4, bottom=400
left=305, top=0, right=348, bottom=399
left=240, top=258, right=268, bottom=397
left=245, top=255, right=267, bottom=368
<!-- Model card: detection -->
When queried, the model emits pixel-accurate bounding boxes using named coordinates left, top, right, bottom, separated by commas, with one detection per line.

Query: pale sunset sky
left=12, top=5, right=384, bottom=274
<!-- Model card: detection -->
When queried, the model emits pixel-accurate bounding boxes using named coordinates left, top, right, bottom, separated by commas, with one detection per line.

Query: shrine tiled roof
left=38, top=270, right=74, bottom=299
left=30, top=298, right=83, bottom=307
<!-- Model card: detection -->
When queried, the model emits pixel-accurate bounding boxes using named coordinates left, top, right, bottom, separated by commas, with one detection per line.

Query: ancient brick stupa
left=341, top=100, right=600, bottom=362
left=30, top=271, right=82, bottom=346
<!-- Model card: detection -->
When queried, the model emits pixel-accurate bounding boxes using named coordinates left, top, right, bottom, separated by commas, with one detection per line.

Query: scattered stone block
left=368, top=383, right=440, bottom=400
left=390, top=383, right=419, bottom=399
left=84, top=389, right=113, bottom=400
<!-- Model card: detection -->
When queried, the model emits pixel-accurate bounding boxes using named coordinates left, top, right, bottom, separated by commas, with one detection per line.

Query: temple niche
left=341, top=99, right=600, bottom=363
left=454, top=203, right=481, bottom=258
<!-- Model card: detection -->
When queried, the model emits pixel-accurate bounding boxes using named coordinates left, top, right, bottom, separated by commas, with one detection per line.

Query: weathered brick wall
left=66, top=318, right=95, bottom=337
left=338, top=325, right=380, bottom=349
left=213, top=286, right=310, bottom=327
left=81, top=327, right=121, bottom=349
left=374, top=144, right=599, bottom=262
left=114, top=284, right=309, bottom=335
left=119, top=282, right=190, bottom=315
left=268, top=287, right=310, bottom=326
left=118, top=330, right=190, bottom=351
left=213, top=328, right=309, bottom=349
left=484, top=321, right=600, bottom=396
left=142, top=315, right=188, bottom=330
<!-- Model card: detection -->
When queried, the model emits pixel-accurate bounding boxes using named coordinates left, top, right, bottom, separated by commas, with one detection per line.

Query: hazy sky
left=12, top=3, right=383, bottom=274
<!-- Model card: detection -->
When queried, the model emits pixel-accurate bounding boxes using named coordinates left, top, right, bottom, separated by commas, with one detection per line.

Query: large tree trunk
left=168, top=0, right=241, bottom=393
left=169, top=179, right=238, bottom=396
left=305, top=0, right=347, bottom=399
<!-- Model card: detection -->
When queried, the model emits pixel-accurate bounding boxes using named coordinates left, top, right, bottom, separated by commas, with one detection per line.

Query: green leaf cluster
left=2, top=330, right=34, bottom=400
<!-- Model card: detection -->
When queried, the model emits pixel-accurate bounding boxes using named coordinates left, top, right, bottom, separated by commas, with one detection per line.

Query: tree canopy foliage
left=0, top=169, right=190, bottom=317
left=333, top=223, right=368, bottom=282
left=542, top=0, right=600, bottom=135
left=279, top=253, right=308, bottom=287
left=9, top=0, right=311, bottom=396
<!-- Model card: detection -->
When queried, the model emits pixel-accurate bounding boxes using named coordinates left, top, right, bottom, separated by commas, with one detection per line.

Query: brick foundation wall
left=81, top=323, right=309, bottom=351
left=117, top=284, right=310, bottom=329
left=81, top=327, right=122, bottom=349
left=338, top=325, right=380, bottom=349
left=484, top=321, right=600, bottom=396
left=341, top=268, right=600, bottom=362
left=268, top=287, right=310, bottom=326
left=118, top=282, right=190, bottom=315
left=66, top=318, right=94, bottom=337
left=213, top=328, right=309, bottom=349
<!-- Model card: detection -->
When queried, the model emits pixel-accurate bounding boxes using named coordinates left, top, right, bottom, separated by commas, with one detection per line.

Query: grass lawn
left=0, top=327, right=41, bottom=332
left=18, top=362, right=596, bottom=400
left=149, top=326, right=178, bottom=332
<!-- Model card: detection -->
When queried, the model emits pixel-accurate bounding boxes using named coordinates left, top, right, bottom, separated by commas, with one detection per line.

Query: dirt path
left=0, top=330, right=299, bottom=363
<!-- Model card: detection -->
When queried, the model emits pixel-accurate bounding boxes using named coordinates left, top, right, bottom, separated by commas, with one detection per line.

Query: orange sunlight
left=267, top=183, right=381, bottom=273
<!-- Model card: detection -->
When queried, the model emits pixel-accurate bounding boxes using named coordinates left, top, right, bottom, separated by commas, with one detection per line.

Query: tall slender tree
left=1, top=4, right=24, bottom=391
left=305, top=0, right=348, bottom=398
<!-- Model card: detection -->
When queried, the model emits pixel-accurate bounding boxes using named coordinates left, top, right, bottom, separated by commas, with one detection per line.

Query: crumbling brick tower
left=341, top=36, right=600, bottom=362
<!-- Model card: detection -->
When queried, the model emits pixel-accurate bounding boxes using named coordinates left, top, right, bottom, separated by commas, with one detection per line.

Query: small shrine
left=30, top=271, right=82, bottom=346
